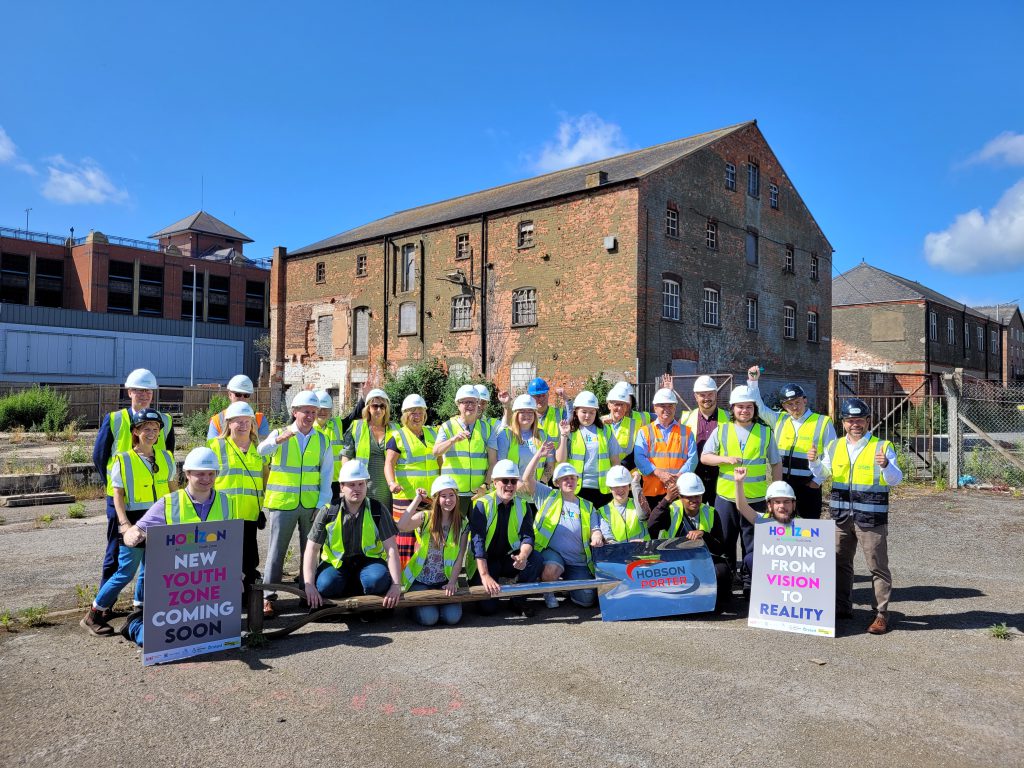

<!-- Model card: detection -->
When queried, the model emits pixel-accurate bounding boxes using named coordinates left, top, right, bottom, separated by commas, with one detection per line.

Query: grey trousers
left=263, top=505, right=315, bottom=600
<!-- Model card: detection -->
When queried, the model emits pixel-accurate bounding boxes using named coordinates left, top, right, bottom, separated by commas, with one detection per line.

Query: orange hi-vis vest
left=641, top=422, right=691, bottom=496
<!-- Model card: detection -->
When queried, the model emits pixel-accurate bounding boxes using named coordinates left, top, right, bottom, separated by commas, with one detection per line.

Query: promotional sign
left=748, top=518, right=836, bottom=637
left=143, top=520, right=243, bottom=666
left=594, top=539, right=717, bottom=622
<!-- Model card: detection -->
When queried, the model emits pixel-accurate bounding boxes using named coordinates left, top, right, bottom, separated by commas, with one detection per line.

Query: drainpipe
left=480, top=214, right=488, bottom=376
left=382, top=237, right=390, bottom=369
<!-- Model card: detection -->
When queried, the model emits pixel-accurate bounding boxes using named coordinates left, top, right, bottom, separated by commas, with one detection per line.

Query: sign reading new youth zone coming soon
left=748, top=519, right=836, bottom=637
left=143, top=521, right=243, bottom=666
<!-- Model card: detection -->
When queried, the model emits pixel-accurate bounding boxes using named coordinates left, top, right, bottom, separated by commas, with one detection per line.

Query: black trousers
left=788, top=479, right=823, bottom=519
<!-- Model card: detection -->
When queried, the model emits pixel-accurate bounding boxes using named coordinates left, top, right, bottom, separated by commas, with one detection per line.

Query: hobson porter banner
left=748, top=519, right=836, bottom=637
left=143, top=520, right=243, bottom=666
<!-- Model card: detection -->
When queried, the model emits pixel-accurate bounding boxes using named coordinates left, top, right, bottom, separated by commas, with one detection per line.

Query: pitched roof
left=291, top=121, right=755, bottom=256
left=149, top=211, right=253, bottom=243
left=833, top=262, right=989, bottom=319
left=972, top=303, right=1021, bottom=325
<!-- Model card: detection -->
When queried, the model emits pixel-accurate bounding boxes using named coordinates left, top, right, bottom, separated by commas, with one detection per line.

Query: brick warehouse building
left=270, top=121, right=833, bottom=407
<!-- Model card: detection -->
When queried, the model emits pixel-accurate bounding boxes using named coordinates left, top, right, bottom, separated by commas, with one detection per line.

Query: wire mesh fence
left=952, top=375, right=1024, bottom=488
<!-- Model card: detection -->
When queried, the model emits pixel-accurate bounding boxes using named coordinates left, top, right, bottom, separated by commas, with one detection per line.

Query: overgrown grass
left=60, top=476, right=106, bottom=501
left=0, top=386, right=70, bottom=433
left=67, top=502, right=86, bottom=519
left=17, top=606, right=48, bottom=628
left=75, top=583, right=98, bottom=609
left=35, top=513, right=55, bottom=527
left=0, top=610, right=14, bottom=631
left=58, top=442, right=90, bottom=464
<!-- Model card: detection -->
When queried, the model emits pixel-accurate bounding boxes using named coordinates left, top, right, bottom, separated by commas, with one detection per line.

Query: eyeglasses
left=496, top=478, right=517, bottom=486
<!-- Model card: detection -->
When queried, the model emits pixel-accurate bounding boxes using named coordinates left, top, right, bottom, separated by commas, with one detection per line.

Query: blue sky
left=2, top=1, right=1023, bottom=308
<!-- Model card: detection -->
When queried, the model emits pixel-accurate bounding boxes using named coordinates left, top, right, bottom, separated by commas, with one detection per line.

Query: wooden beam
left=957, top=412, right=1024, bottom=473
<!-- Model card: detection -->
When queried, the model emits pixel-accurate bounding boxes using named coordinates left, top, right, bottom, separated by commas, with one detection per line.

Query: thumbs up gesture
left=875, top=443, right=889, bottom=468
left=807, top=443, right=818, bottom=463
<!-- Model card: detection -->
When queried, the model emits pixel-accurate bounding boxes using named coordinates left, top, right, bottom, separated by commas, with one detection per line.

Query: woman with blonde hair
left=496, top=393, right=551, bottom=482
left=341, top=388, right=397, bottom=508
left=385, top=393, right=440, bottom=566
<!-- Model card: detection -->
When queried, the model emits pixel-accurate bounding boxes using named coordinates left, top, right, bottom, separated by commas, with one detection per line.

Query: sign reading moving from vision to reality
left=748, top=519, right=836, bottom=637
left=594, top=539, right=718, bottom=621
left=143, top=520, right=243, bottom=666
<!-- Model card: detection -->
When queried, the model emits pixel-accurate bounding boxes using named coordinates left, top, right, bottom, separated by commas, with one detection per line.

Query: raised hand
left=558, top=419, right=571, bottom=438
left=660, top=373, right=673, bottom=389
left=747, top=365, right=761, bottom=381
left=876, top=444, right=889, bottom=468
left=733, top=466, right=748, bottom=482
left=497, top=389, right=511, bottom=406
left=807, top=443, right=818, bottom=463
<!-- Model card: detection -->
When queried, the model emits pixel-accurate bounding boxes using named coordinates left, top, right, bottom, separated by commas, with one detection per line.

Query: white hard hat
left=291, top=391, right=321, bottom=409
left=430, top=475, right=460, bottom=496
left=512, top=394, right=537, bottom=412
left=491, top=459, right=521, bottom=480
left=574, top=390, right=599, bottom=409
left=226, top=374, right=254, bottom=395
left=676, top=472, right=705, bottom=496
left=315, top=390, right=333, bottom=409
left=224, top=401, right=254, bottom=420
left=475, top=384, right=490, bottom=401
left=605, top=465, right=632, bottom=488
left=455, top=384, right=478, bottom=402
left=652, top=388, right=678, bottom=405
left=552, top=463, right=579, bottom=481
left=402, top=393, right=427, bottom=411
left=766, top=481, right=797, bottom=500
left=365, top=388, right=390, bottom=403
left=693, top=375, right=718, bottom=394
left=606, top=382, right=634, bottom=403
left=338, top=460, right=371, bottom=483
left=729, top=385, right=756, bottom=406
left=183, top=447, right=220, bottom=473
left=124, top=368, right=157, bottom=390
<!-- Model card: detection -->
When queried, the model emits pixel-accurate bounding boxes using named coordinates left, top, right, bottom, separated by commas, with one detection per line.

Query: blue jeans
left=94, top=545, right=145, bottom=610
left=541, top=549, right=596, bottom=607
left=469, top=549, right=543, bottom=614
left=101, top=496, right=119, bottom=587
left=315, top=559, right=391, bottom=599
left=409, top=581, right=462, bottom=626
left=128, top=615, right=144, bottom=646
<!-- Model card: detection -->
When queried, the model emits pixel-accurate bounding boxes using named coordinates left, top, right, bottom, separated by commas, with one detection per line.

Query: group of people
left=82, top=363, right=900, bottom=642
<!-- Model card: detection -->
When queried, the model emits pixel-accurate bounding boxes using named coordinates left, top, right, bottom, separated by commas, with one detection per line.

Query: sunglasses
left=234, top=393, right=251, bottom=399
left=369, top=404, right=386, bottom=410
left=496, top=478, right=517, bottom=486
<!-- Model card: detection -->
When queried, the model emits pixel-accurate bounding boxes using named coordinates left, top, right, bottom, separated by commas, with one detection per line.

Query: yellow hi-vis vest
left=715, top=422, right=771, bottom=502
left=348, top=420, right=399, bottom=462
left=612, top=411, right=652, bottom=454
left=265, top=429, right=329, bottom=510
left=401, top=512, right=466, bottom=589
left=114, top=448, right=174, bottom=512
left=659, top=500, right=715, bottom=539
left=598, top=498, right=648, bottom=542
left=209, top=437, right=265, bottom=522
left=538, top=406, right=564, bottom=440
left=440, top=418, right=490, bottom=493
left=318, top=417, right=345, bottom=462
left=568, top=426, right=613, bottom=493
left=533, top=490, right=597, bottom=573
left=320, top=499, right=387, bottom=569
left=105, top=408, right=171, bottom=495
left=465, top=491, right=528, bottom=579
left=504, top=427, right=550, bottom=481
left=776, top=411, right=830, bottom=481
left=827, top=436, right=892, bottom=526
left=163, top=489, right=232, bottom=525
left=391, top=425, right=438, bottom=500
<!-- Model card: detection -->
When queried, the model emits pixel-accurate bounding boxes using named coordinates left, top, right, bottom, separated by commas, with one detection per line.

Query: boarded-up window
left=353, top=307, right=369, bottom=355
left=399, top=301, right=417, bottom=335
left=511, top=361, right=536, bottom=394
left=317, top=315, right=333, bottom=357
left=871, top=311, right=906, bottom=342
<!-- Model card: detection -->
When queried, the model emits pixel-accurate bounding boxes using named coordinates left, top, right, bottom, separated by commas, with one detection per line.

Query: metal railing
left=71, top=233, right=161, bottom=251
left=0, top=226, right=71, bottom=247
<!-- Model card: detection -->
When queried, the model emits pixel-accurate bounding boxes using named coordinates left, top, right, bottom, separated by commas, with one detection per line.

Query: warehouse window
left=706, top=219, right=717, bottom=249
left=725, top=163, right=736, bottom=191
left=662, top=279, right=680, bottom=321
left=964, top=321, right=971, bottom=351
left=511, top=362, right=537, bottom=394
left=353, top=307, right=369, bottom=356
left=400, top=244, right=416, bottom=292
left=807, top=311, right=819, bottom=342
left=451, top=295, right=473, bottom=331
left=456, top=234, right=471, bottom=260
left=978, top=326, right=985, bottom=352
left=784, top=245, right=794, bottom=273
left=702, top=287, right=720, bottom=327
left=929, top=311, right=937, bottom=341
left=746, top=296, right=758, bottom=331
left=517, top=221, right=534, bottom=248
left=317, top=315, right=333, bottom=357
left=947, top=317, right=955, bottom=345
left=666, top=206, right=679, bottom=237
left=747, top=161, right=760, bottom=198
left=356, top=254, right=367, bottom=277
left=399, top=301, right=417, bottom=335
left=769, top=183, right=779, bottom=209
left=784, top=303, right=796, bottom=339
left=746, top=231, right=759, bottom=266
left=512, top=287, right=537, bottom=327
left=315, top=261, right=326, bottom=284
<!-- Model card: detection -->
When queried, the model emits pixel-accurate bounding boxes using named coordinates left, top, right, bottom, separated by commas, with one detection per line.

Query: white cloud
left=529, top=113, right=631, bottom=173
left=924, top=178, right=1024, bottom=273
left=0, top=126, right=37, bottom=175
left=966, top=131, right=1024, bottom=166
left=42, top=155, right=128, bottom=205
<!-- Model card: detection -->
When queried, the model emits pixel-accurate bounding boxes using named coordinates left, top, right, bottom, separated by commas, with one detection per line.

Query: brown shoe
left=262, top=599, right=275, bottom=618
left=867, top=614, right=888, bottom=634
left=80, top=608, right=114, bottom=636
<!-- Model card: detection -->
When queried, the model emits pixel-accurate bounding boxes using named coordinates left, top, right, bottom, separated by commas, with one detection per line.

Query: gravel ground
left=0, top=487, right=1021, bottom=768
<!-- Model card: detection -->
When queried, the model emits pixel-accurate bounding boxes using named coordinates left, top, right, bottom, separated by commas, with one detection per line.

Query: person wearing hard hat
left=647, top=472, right=732, bottom=611
left=473, top=383, right=501, bottom=434
left=92, top=368, right=174, bottom=600
left=496, top=394, right=553, bottom=483
left=595, top=465, right=650, bottom=543
left=700, top=384, right=782, bottom=596
left=523, top=377, right=571, bottom=439
left=555, top=389, right=621, bottom=508
left=301, top=460, right=403, bottom=610
left=678, top=375, right=729, bottom=504
left=520, top=456, right=605, bottom=609
left=434, top=383, right=499, bottom=517
left=395, top=475, right=470, bottom=626
left=81, top=409, right=177, bottom=636
left=467, top=455, right=545, bottom=616
left=207, top=375, right=270, bottom=441
left=633, top=387, right=697, bottom=532
left=209, top=401, right=269, bottom=599
left=257, top=390, right=335, bottom=617
left=313, top=388, right=367, bottom=504
left=808, top=398, right=902, bottom=635
left=116, top=447, right=237, bottom=645
left=744, top=366, right=836, bottom=520
left=341, top=388, right=398, bottom=509
left=601, top=381, right=653, bottom=472
left=384, top=393, right=441, bottom=567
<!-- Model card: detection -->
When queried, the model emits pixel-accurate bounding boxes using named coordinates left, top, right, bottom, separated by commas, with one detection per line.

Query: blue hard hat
left=526, top=378, right=549, bottom=396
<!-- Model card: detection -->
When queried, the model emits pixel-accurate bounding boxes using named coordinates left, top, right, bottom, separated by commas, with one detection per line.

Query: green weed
left=0, top=610, right=14, bottom=631
left=75, top=584, right=98, bottom=609
left=17, top=606, right=47, bottom=628
left=67, top=502, right=86, bottom=519
left=988, top=623, right=1012, bottom=640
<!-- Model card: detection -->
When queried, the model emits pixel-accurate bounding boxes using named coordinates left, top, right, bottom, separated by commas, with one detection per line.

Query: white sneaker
left=544, top=592, right=558, bottom=609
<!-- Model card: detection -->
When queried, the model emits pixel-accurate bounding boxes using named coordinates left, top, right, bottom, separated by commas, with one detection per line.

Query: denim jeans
left=409, top=580, right=462, bottom=626
left=540, top=548, right=596, bottom=607
left=94, top=545, right=145, bottom=610
left=101, top=496, right=120, bottom=587
left=469, top=549, right=543, bottom=614
left=263, top=506, right=314, bottom=599
left=315, top=559, right=391, bottom=598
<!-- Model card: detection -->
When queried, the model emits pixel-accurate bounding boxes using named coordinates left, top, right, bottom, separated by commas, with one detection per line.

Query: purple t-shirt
left=135, top=491, right=217, bottom=533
